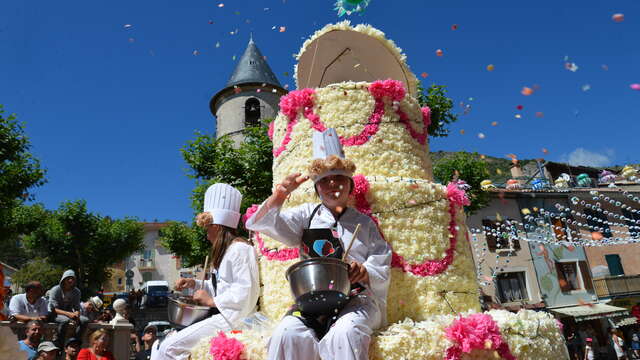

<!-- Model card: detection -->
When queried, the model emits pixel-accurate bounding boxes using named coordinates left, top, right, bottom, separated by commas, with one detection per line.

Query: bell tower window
left=245, top=98, right=261, bottom=127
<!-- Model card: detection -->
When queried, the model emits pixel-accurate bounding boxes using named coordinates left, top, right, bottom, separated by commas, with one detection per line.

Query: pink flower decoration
left=255, top=232, right=299, bottom=261
left=351, top=175, right=468, bottom=277
left=210, top=332, right=245, bottom=360
left=447, top=182, right=471, bottom=207
left=267, top=121, right=274, bottom=141
left=369, top=79, right=406, bottom=102
left=445, top=314, right=515, bottom=360
left=242, top=204, right=260, bottom=226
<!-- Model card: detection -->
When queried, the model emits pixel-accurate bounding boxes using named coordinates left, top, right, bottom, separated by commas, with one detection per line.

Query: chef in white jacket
left=246, top=128, right=391, bottom=360
left=151, top=183, right=260, bottom=360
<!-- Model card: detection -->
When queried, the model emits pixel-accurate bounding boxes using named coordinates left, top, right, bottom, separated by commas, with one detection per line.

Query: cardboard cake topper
left=295, top=21, right=418, bottom=96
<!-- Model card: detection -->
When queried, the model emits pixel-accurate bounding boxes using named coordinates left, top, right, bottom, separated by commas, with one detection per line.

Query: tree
left=11, top=258, right=65, bottom=291
left=433, top=152, right=491, bottom=214
left=161, top=124, right=273, bottom=267
left=23, top=200, right=144, bottom=295
left=417, top=83, right=459, bottom=138
left=0, top=105, right=46, bottom=259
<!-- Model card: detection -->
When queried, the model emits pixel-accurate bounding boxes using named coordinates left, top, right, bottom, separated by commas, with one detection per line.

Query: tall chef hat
left=197, top=183, right=242, bottom=229
left=308, top=128, right=356, bottom=183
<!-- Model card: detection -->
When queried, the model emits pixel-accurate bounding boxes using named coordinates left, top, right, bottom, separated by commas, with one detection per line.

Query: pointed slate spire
left=226, top=37, right=282, bottom=88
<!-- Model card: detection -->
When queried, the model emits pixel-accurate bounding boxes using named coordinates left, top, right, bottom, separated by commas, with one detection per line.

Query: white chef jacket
left=246, top=202, right=391, bottom=325
left=151, top=241, right=259, bottom=360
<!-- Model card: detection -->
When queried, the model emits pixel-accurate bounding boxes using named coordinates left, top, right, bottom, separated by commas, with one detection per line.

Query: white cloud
left=558, top=148, right=615, bottom=167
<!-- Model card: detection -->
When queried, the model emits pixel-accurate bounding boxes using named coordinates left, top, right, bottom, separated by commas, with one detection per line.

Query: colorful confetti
left=515, top=114, right=522, bottom=119
left=565, top=62, right=579, bottom=72
left=516, top=105, right=523, bottom=110
left=451, top=24, right=458, bottom=31
left=477, top=133, right=485, bottom=139
left=612, top=13, right=625, bottom=23
left=279, top=26, right=286, bottom=32
left=535, top=112, right=544, bottom=118
left=542, top=148, right=549, bottom=154
left=491, top=121, right=498, bottom=126
left=218, top=3, right=224, bottom=7
left=459, top=129, right=465, bottom=135
left=581, top=84, right=591, bottom=92
left=421, top=72, right=428, bottom=78
left=192, top=50, right=199, bottom=56
left=486, top=64, right=495, bottom=72
left=631, top=84, right=640, bottom=91
left=123, top=24, right=133, bottom=29
left=521, top=87, right=534, bottom=96
left=436, top=49, right=444, bottom=57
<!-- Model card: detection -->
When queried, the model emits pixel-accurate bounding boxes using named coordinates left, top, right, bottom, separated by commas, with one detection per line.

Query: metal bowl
left=285, top=257, right=351, bottom=316
left=167, top=294, right=213, bottom=327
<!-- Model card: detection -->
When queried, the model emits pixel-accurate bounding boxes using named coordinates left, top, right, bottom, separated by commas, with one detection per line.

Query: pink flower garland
left=242, top=205, right=300, bottom=261
left=271, top=79, right=431, bottom=157
left=209, top=332, right=245, bottom=360
left=267, top=121, right=274, bottom=141
left=444, top=314, right=515, bottom=360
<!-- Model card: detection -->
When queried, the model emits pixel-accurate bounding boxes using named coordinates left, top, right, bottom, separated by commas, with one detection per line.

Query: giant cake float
left=192, top=22, right=568, bottom=360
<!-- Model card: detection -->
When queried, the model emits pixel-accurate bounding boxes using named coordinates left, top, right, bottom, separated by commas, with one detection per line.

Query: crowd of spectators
left=5, top=268, right=145, bottom=360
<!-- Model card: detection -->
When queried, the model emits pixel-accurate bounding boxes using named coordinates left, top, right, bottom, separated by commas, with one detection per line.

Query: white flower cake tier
left=192, top=22, right=568, bottom=360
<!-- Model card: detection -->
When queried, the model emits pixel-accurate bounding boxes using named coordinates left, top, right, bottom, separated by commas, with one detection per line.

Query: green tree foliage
left=0, top=105, right=46, bottom=258
left=161, top=124, right=273, bottom=267
left=12, top=258, right=65, bottom=291
left=433, top=152, right=490, bottom=214
left=23, top=200, right=144, bottom=295
left=417, top=83, right=459, bottom=138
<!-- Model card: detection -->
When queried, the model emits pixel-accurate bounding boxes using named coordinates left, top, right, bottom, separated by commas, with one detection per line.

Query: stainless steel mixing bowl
left=167, top=294, right=213, bottom=327
left=285, top=257, right=351, bottom=315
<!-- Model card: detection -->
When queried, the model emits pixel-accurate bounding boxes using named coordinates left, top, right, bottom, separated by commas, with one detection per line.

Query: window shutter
left=555, top=262, right=572, bottom=292
left=483, top=219, right=497, bottom=252
left=579, top=261, right=594, bottom=292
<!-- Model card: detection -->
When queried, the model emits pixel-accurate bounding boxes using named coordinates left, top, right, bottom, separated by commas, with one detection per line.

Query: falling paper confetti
left=279, top=26, right=286, bottom=32
left=486, top=64, right=495, bottom=72
left=218, top=3, right=224, bottom=7
left=193, top=50, right=199, bottom=56
left=535, top=112, right=544, bottom=118
left=602, top=64, right=609, bottom=71
left=521, top=87, right=534, bottom=96
left=215, top=42, right=221, bottom=48
left=123, top=24, right=133, bottom=29
left=581, top=84, right=591, bottom=92
left=516, top=105, right=523, bottom=110
left=451, top=24, right=458, bottom=30
left=490, top=121, right=498, bottom=126
left=612, top=13, right=624, bottom=23
left=436, top=49, right=444, bottom=57
left=565, top=62, right=579, bottom=72
left=421, top=72, right=428, bottom=78
left=515, top=114, right=522, bottom=119
left=542, top=148, right=549, bottom=154
left=459, top=129, right=465, bottom=135
left=128, top=38, right=135, bottom=43
left=630, top=84, right=640, bottom=91
left=335, top=0, right=371, bottom=17
left=477, top=133, right=485, bottom=139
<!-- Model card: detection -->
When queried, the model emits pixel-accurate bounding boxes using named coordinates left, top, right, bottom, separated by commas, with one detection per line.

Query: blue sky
left=1, top=0, right=638, bottom=222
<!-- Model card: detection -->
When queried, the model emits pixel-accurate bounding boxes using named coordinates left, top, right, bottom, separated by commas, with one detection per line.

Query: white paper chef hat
left=308, top=128, right=355, bottom=182
left=202, top=183, right=242, bottom=229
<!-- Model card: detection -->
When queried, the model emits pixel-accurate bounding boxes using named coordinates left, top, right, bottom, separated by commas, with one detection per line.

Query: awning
left=609, top=316, right=639, bottom=328
left=551, top=303, right=630, bottom=322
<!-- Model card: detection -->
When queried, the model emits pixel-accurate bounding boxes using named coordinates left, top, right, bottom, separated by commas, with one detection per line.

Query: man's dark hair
left=26, top=320, right=43, bottom=329
left=24, top=281, right=43, bottom=292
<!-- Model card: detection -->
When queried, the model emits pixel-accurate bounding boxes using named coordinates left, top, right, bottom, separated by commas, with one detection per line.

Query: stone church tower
left=209, top=37, right=287, bottom=142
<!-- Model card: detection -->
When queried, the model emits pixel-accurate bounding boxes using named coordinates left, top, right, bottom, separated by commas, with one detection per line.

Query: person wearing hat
left=584, top=337, right=595, bottom=360
left=246, top=128, right=392, bottom=360
left=135, top=324, right=158, bottom=360
left=63, top=338, right=81, bottom=360
left=151, top=183, right=260, bottom=360
left=35, top=341, right=60, bottom=360
left=80, top=296, right=103, bottom=323
left=48, top=270, right=88, bottom=346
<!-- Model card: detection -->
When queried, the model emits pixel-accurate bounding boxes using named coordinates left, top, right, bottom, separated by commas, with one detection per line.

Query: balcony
left=138, top=258, right=155, bottom=270
left=593, top=275, right=640, bottom=298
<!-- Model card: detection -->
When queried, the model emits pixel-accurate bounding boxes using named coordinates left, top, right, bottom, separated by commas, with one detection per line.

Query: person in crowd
left=18, top=320, right=43, bottom=360
left=611, top=327, right=627, bottom=360
left=80, top=296, right=103, bottom=323
left=77, top=329, right=115, bottom=360
left=48, top=270, right=88, bottom=345
left=35, top=341, right=60, bottom=360
left=8, top=281, right=49, bottom=322
left=566, top=326, right=583, bottom=360
left=96, top=309, right=113, bottom=323
left=584, top=337, right=595, bottom=360
left=135, top=324, right=158, bottom=360
left=630, top=327, right=640, bottom=359
left=136, top=289, right=143, bottom=309
left=246, top=129, right=392, bottom=360
left=63, top=338, right=81, bottom=360
left=151, top=183, right=260, bottom=360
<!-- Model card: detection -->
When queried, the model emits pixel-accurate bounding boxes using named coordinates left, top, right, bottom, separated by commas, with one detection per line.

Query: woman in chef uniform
left=246, top=128, right=391, bottom=360
left=151, top=183, right=260, bottom=360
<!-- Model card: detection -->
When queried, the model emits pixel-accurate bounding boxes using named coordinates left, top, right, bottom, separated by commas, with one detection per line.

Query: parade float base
left=190, top=309, right=569, bottom=360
